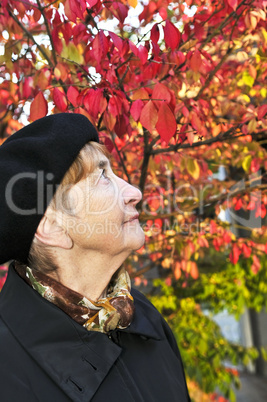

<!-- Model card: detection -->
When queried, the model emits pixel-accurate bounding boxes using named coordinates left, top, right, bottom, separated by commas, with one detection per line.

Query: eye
left=100, top=169, right=110, bottom=181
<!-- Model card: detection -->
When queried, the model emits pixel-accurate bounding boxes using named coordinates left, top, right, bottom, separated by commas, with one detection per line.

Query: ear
left=35, top=212, right=73, bottom=250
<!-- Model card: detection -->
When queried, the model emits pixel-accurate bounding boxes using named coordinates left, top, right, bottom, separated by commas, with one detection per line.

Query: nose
left=119, top=178, right=142, bottom=206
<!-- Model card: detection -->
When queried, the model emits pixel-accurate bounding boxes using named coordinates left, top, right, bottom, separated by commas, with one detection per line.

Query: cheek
left=87, top=186, right=122, bottom=215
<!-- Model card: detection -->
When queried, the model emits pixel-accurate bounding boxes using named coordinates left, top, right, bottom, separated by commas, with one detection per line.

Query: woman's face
left=64, top=150, right=145, bottom=256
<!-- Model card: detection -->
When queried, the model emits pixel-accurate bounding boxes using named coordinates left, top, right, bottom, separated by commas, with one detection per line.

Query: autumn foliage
left=1, top=0, right=267, bottom=399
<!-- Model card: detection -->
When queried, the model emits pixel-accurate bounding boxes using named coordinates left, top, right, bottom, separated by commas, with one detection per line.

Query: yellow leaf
left=260, top=28, right=267, bottom=46
left=260, top=88, right=267, bottom=98
left=242, top=155, right=252, bottom=172
left=61, top=42, right=84, bottom=64
left=186, top=158, right=200, bottom=180
left=247, top=118, right=257, bottom=133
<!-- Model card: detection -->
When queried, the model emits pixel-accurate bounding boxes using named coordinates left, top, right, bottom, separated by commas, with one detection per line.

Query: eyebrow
left=98, top=160, right=109, bottom=169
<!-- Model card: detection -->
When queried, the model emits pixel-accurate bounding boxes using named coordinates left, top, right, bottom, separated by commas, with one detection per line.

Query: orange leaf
left=53, top=87, right=68, bottom=112
left=191, top=111, right=202, bottom=132
left=29, top=92, right=48, bottom=122
left=140, top=101, right=158, bottom=133
left=156, top=102, right=176, bottom=142
left=189, top=261, right=199, bottom=279
left=132, top=88, right=149, bottom=101
left=174, top=261, right=181, bottom=280
left=190, top=50, right=202, bottom=72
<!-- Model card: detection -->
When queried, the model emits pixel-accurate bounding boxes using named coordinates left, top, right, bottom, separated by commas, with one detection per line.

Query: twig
left=8, top=10, right=54, bottom=68
left=138, top=129, right=151, bottom=198
left=110, top=132, right=132, bottom=183
left=195, top=46, right=234, bottom=101
left=36, top=0, right=57, bottom=66
left=151, top=125, right=240, bottom=155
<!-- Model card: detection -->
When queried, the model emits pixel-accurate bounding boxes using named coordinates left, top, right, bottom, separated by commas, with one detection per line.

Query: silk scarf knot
left=15, top=262, right=135, bottom=334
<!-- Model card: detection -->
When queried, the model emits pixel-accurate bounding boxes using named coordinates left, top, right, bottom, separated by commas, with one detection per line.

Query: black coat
left=0, top=264, right=190, bottom=402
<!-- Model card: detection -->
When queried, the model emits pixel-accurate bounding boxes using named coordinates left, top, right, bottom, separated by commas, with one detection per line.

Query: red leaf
left=251, top=254, right=261, bottom=274
left=227, top=0, right=238, bottom=11
left=62, top=22, right=72, bottom=44
left=186, top=132, right=195, bottom=145
left=51, top=27, right=63, bottom=54
left=234, top=197, right=243, bottom=211
left=111, top=2, right=128, bottom=24
left=53, top=87, right=68, bottom=112
left=242, top=243, right=252, bottom=258
left=30, top=92, right=48, bottom=122
left=22, top=77, right=33, bottom=99
left=103, top=111, right=116, bottom=131
left=191, top=111, right=202, bottom=132
left=129, top=40, right=138, bottom=56
left=258, top=104, right=267, bottom=120
left=93, top=34, right=103, bottom=64
left=33, top=9, right=41, bottom=23
left=190, top=50, right=202, bottom=72
left=140, top=101, right=158, bottom=133
left=159, top=7, right=167, bottom=20
left=138, top=45, right=148, bottom=65
left=151, top=24, right=159, bottom=44
left=164, top=20, right=181, bottom=51
left=152, top=83, right=171, bottom=104
left=103, top=136, right=114, bottom=153
left=84, top=89, right=107, bottom=119
left=251, top=158, right=260, bottom=173
left=156, top=102, right=177, bottom=142
left=114, top=114, right=129, bottom=137
left=130, top=99, right=144, bottom=121
left=109, top=31, right=124, bottom=54
left=67, top=86, right=79, bottom=107
left=99, top=30, right=109, bottom=55
left=69, top=0, right=84, bottom=19
left=194, top=22, right=205, bottom=41
left=229, top=244, right=241, bottom=265
left=64, top=0, right=77, bottom=22
left=88, top=0, right=99, bottom=7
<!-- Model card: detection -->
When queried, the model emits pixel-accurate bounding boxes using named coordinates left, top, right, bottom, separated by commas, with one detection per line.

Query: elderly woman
left=0, top=114, right=190, bottom=401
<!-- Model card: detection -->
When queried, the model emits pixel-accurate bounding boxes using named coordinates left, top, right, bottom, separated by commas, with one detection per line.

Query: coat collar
left=0, top=263, right=161, bottom=401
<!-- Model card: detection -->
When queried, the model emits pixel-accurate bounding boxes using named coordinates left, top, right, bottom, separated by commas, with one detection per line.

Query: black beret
left=0, top=113, right=99, bottom=264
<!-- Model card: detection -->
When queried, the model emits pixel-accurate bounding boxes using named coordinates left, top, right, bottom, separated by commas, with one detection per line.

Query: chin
left=132, top=231, right=146, bottom=251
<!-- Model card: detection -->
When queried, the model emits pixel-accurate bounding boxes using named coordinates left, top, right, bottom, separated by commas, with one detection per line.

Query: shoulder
left=131, top=287, right=160, bottom=313
left=131, top=287, right=182, bottom=356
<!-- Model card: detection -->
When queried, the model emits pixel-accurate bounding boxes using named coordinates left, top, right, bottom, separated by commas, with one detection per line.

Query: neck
left=46, top=248, right=130, bottom=301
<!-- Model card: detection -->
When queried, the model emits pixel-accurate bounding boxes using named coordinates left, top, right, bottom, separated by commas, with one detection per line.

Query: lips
left=124, top=214, right=139, bottom=224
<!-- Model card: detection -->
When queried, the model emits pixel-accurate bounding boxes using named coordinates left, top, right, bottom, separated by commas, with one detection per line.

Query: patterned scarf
left=15, top=262, right=135, bottom=334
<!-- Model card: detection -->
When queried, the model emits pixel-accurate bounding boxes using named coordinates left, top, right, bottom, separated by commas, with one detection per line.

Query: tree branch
left=8, top=10, right=54, bottom=68
left=151, top=125, right=241, bottom=155
left=36, top=0, right=57, bottom=66
left=110, top=132, right=132, bottom=183
left=138, top=129, right=152, bottom=201
left=199, top=0, right=252, bottom=50
left=194, top=46, right=234, bottom=101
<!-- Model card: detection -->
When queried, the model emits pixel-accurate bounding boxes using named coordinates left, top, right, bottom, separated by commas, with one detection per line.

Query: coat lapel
left=0, top=265, right=121, bottom=402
